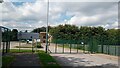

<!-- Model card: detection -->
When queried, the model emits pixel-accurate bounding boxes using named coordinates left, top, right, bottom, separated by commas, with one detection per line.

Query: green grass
left=15, top=46, right=33, bottom=48
left=38, top=50, right=61, bottom=68
left=2, top=56, right=15, bottom=68
left=15, top=45, right=43, bottom=48
left=10, top=49, right=34, bottom=53
left=34, top=42, right=43, bottom=48
left=8, top=49, right=61, bottom=68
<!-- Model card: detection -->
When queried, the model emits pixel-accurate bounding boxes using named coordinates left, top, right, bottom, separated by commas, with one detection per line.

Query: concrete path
left=10, top=53, right=41, bottom=68
left=50, top=54, right=118, bottom=68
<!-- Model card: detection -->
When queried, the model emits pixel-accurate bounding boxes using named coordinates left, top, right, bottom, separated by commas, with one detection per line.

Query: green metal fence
left=50, top=39, right=119, bottom=56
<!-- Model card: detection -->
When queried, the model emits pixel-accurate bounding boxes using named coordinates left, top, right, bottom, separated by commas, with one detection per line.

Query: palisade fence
left=0, top=26, right=11, bottom=55
left=51, top=38, right=119, bottom=56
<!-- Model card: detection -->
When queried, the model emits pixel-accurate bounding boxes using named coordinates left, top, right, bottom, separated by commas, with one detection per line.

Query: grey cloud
left=59, top=2, right=117, bottom=16
left=58, top=2, right=118, bottom=28
left=1, top=1, right=118, bottom=31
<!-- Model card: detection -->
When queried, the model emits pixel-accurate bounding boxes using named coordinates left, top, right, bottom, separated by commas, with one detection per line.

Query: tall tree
left=25, top=30, right=28, bottom=33
left=32, top=27, right=46, bottom=33
left=11, top=29, right=18, bottom=41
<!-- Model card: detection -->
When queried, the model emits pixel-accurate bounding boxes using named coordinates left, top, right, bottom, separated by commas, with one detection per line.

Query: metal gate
left=0, top=26, right=11, bottom=55
left=47, top=39, right=90, bottom=54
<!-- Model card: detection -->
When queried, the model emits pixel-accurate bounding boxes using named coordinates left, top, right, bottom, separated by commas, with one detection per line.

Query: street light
left=46, top=0, right=49, bottom=53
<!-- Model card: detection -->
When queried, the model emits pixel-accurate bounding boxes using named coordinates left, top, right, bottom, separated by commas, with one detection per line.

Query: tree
left=11, top=29, right=18, bottom=41
left=32, top=24, right=119, bottom=46
left=106, top=29, right=118, bottom=45
left=32, top=27, right=46, bottom=33
left=25, top=30, right=28, bottom=33
left=49, top=24, right=79, bottom=43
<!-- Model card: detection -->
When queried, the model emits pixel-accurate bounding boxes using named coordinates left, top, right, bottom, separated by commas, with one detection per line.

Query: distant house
left=40, top=32, right=52, bottom=43
left=17, top=32, right=40, bottom=43
left=18, top=32, right=40, bottom=40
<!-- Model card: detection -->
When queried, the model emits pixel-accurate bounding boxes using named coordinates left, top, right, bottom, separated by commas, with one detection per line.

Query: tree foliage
left=32, top=26, right=52, bottom=33
left=49, top=24, right=119, bottom=45
left=11, top=29, right=18, bottom=41
left=32, top=27, right=46, bottom=33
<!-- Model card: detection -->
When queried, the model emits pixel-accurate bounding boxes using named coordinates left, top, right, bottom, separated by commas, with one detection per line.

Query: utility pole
left=46, top=0, right=49, bottom=53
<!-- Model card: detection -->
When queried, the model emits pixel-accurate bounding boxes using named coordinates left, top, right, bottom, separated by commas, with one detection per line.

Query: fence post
left=105, top=45, right=107, bottom=54
left=0, top=26, right=1, bottom=68
left=55, top=41, right=57, bottom=53
left=115, top=45, right=116, bottom=56
left=70, top=44, right=71, bottom=53
left=19, top=39, right=21, bottom=52
left=35, top=39, right=37, bottom=53
left=91, top=37, right=93, bottom=53
left=77, top=44, right=78, bottom=53
left=82, top=43, right=84, bottom=53
left=2, top=42, right=5, bottom=55
left=2, top=28, right=6, bottom=55
left=6, top=29, right=9, bottom=53
left=0, top=27, right=1, bottom=55
left=101, top=38, right=104, bottom=53
left=63, top=43, right=64, bottom=53
left=108, top=45, right=110, bottom=55
left=8, top=30, right=10, bottom=52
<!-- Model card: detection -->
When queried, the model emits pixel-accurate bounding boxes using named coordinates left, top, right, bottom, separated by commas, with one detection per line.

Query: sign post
left=31, top=36, right=34, bottom=52
left=35, top=39, right=37, bottom=53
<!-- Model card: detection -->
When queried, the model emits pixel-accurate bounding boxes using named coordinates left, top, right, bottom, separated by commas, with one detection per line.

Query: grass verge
left=38, top=50, right=61, bottom=68
left=8, top=49, right=61, bottom=68
left=15, top=46, right=32, bottom=48
left=2, top=56, right=15, bottom=68
left=10, top=49, right=34, bottom=53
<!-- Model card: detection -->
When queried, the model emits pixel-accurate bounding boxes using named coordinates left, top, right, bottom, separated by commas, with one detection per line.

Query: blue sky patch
left=55, top=11, right=74, bottom=22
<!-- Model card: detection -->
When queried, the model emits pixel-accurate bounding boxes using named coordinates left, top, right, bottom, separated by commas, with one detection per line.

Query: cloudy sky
left=0, top=0, right=119, bottom=31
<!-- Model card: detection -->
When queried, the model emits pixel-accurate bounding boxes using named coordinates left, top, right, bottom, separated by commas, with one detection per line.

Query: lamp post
left=46, top=0, right=49, bottom=53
